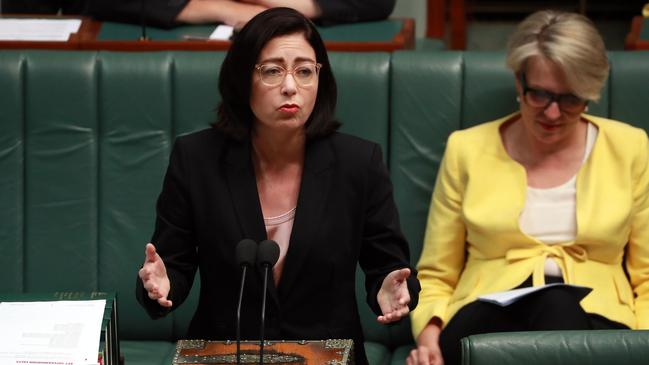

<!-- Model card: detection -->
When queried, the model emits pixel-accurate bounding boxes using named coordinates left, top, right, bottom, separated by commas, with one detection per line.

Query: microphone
left=235, top=239, right=257, bottom=365
left=256, top=240, right=279, bottom=365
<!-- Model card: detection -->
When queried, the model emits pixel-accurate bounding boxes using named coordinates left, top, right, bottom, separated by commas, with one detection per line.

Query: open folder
left=478, top=283, right=593, bottom=307
left=0, top=300, right=105, bottom=365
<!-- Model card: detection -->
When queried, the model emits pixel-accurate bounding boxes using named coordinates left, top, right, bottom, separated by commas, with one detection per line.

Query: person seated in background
left=1, top=0, right=85, bottom=14
left=407, top=10, right=649, bottom=365
left=136, top=7, right=420, bottom=365
left=85, top=0, right=396, bottom=29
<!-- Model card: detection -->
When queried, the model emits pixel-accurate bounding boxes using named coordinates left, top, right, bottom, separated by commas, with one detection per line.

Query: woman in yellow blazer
left=407, top=10, right=649, bottom=365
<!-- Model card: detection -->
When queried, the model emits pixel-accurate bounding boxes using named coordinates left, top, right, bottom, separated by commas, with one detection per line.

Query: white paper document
left=209, top=25, right=234, bottom=40
left=0, top=300, right=106, bottom=365
left=478, top=283, right=592, bottom=307
left=0, top=19, right=82, bottom=41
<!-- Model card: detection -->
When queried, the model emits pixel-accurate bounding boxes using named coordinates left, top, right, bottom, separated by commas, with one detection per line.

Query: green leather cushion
left=364, top=341, right=391, bottom=365
left=461, top=330, right=649, bottom=365
left=120, top=340, right=177, bottom=365
left=389, top=344, right=414, bottom=365
left=609, top=51, right=649, bottom=130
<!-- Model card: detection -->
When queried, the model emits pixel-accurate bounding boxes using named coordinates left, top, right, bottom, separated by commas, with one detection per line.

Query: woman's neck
left=251, top=127, right=306, bottom=169
left=507, top=118, right=587, bottom=166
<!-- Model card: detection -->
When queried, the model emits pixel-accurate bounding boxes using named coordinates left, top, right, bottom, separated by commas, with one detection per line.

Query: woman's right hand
left=406, top=319, right=445, bottom=365
left=138, top=243, right=173, bottom=308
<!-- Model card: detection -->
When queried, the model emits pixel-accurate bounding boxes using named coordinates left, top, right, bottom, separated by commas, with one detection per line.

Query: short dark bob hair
left=214, top=7, right=339, bottom=140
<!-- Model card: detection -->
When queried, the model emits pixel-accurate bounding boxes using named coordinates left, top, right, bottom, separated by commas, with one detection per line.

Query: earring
left=516, top=96, right=520, bottom=103
left=584, top=106, right=589, bottom=112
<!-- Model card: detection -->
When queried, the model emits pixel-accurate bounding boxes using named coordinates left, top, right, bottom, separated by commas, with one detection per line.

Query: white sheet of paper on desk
left=477, top=283, right=592, bottom=307
left=0, top=299, right=106, bottom=365
left=0, top=19, right=82, bottom=41
left=209, top=25, right=234, bottom=40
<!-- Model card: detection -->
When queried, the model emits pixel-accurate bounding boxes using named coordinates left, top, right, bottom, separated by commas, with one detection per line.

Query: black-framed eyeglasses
left=255, top=63, right=322, bottom=87
left=520, top=72, right=588, bottom=113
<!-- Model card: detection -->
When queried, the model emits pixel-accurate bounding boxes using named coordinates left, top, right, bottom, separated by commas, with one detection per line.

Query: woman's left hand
left=376, top=268, right=411, bottom=324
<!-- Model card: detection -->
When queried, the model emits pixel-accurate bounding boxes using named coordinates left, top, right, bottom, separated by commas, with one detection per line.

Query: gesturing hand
left=138, top=243, right=173, bottom=308
left=376, top=268, right=411, bottom=324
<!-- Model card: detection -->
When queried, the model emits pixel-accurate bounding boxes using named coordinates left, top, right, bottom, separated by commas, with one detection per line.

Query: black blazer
left=136, top=128, right=419, bottom=364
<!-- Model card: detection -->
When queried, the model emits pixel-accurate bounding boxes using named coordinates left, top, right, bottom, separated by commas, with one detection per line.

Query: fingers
left=399, top=291, right=411, bottom=306
left=387, top=267, right=411, bottom=282
left=145, top=243, right=157, bottom=263
left=397, top=267, right=411, bottom=281
left=145, top=283, right=172, bottom=307
left=407, top=346, right=444, bottom=365
left=142, top=276, right=173, bottom=307
left=407, top=347, right=430, bottom=365
left=142, top=274, right=161, bottom=297
left=377, top=306, right=410, bottom=324
left=157, top=297, right=173, bottom=308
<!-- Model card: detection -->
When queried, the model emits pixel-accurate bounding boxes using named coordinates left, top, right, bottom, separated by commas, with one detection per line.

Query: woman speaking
left=136, top=7, right=420, bottom=365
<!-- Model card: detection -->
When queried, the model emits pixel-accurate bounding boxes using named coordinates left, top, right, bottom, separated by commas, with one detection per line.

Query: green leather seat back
left=0, top=51, right=25, bottom=292
left=331, top=52, right=391, bottom=152
left=390, top=50, right=464, bottom=273
left=609, top=51, right=649, bottom=130
left=97, top=51, right=206, bottom=340
left=461, top=330, right=649, bottom=365
left=330, top=52, right=393, bottom=357
left=462, top=52, right=517, bottom=127
left=389, top=51, right=467, bottom=350
left=0, top=52, right=101, bottom=294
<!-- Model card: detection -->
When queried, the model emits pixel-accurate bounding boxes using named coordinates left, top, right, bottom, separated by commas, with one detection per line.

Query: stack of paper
left=478, top=283, right=592, bottom=306
left=0, top=300, right=105, bottom=365
left=209, top=25, right=234, bottom=40
left=0, top=19, right=82, bottom=41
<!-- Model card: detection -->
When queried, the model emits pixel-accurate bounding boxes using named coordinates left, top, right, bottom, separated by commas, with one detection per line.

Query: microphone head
left=235, top=239, right=257, bottom=267
left=257, top=240, right=280, bottom=267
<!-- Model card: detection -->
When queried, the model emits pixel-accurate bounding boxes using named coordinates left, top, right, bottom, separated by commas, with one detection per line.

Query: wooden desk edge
left=1, top=17, right=415, bottom=52
left=0, top=14, right=93, bottom=50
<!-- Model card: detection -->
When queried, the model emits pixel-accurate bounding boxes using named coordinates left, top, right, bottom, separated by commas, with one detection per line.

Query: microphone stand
left=259, top=266, right=270, bottom=365
left=235, top=239, right=257, bottom=365
left=236, top=265, right=248, bottom=365
left=256, top=240, right=279, bottom=365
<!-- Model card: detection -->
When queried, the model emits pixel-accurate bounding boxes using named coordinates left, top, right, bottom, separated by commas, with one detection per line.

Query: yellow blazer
left=411, top=114, right=649, bottom=338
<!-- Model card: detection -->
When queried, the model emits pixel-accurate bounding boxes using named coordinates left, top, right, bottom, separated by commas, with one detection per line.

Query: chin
left=276, top=118, right=307, bottom=130
left=534, top=132, right=566, bottom=145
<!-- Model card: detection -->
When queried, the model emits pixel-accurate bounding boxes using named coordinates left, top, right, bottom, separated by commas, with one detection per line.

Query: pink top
left=264, top=207, right=296, bottom=286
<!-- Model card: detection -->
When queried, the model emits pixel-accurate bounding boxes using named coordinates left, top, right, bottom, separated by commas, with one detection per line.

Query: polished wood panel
left=0, top=16, right=415, bottom=52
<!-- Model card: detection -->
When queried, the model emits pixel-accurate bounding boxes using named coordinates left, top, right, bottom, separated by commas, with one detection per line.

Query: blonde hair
left=506, top=10, right=609, bottom=101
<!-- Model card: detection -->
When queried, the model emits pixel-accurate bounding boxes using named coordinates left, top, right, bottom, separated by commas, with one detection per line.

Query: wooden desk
left=0, top=15, right=97, bottom=50
left=0, top=16, right=414, bottom=52
left=173, top=339, right=354, bottom=365
left=625, top=16, right=649, bottom=50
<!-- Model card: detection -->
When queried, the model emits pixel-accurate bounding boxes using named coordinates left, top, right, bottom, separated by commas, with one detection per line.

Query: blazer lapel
left=224, top=138, right=267, bottom=242
left=224, top=138, right=281, bottom=306
left=278, top=137, right=334, bottom=295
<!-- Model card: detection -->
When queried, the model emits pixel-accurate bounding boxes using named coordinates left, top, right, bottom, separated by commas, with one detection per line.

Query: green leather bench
left=1, top=49, right=648, bottom=365
left=461, top=330, right=649, bottom=365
